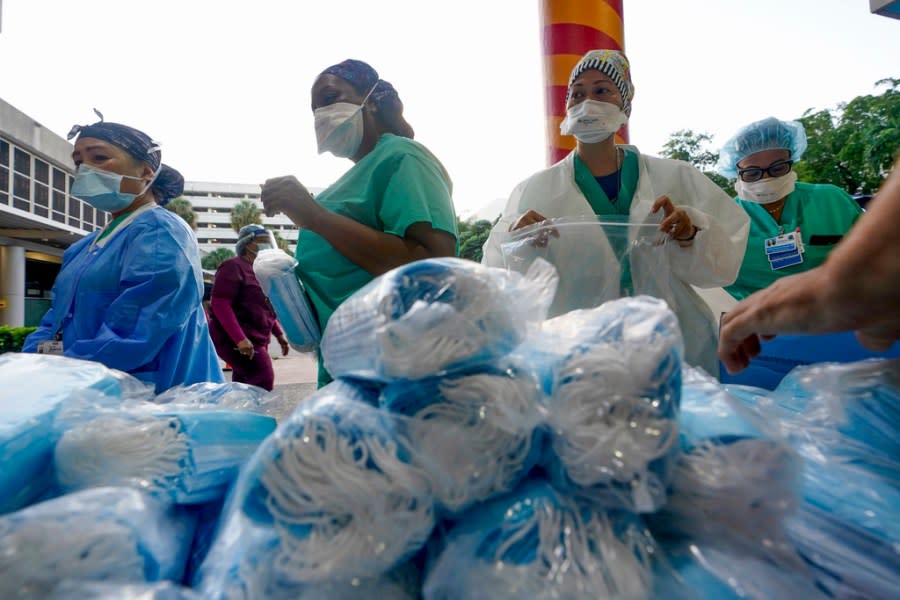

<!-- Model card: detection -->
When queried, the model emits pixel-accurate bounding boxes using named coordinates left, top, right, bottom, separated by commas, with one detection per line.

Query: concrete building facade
left=1, top=97, right=315, bottom=328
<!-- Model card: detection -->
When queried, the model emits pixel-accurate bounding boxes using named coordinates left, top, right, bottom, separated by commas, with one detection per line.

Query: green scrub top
left=295, top=133, right=458, bottom=385
left=726, top=181, right=862, bottom=301
left=573, top=146, right=640, bottom=292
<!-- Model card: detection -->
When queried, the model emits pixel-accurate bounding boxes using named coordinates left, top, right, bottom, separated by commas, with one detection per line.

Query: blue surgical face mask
left=71, top=163, right=157, bottom=213
left=255, top=243, right=273, bottom=252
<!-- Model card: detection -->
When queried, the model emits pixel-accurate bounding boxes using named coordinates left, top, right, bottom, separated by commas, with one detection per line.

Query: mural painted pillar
left=540, top=0, right=626, bottom=165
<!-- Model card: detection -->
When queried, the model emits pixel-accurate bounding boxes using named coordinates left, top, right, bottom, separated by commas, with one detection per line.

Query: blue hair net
left=717, top=117, right=808, bottom=179
left=235, top=224, right=268, bottom=256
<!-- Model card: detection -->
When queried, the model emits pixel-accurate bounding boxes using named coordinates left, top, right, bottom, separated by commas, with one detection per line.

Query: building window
left=0, top=165, right=8, bottom=206
left=34, top=159, right=50, bottom=184
left=13, top=173, right=30, bottom=210
left=35, top=182, right=50, bottom=210
left=13, top=148, right=31, bottom=176
left=0, top=140, right=9, bottom=166
left=52, top=168, right=67, bottom=191
left=68, top=195, right=81, bottom=226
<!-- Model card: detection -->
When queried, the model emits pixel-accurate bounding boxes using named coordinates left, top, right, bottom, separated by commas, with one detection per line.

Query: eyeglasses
left=737, top=160, right=794, bottom=182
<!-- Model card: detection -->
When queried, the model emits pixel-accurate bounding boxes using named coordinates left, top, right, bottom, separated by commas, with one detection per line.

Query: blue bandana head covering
left=320, top=59, right=401, bottom=113
left=67, top=110, right=185, bottom=205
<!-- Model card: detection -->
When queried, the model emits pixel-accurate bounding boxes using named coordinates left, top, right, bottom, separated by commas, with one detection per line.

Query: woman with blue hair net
left=717, top=117, right=863, bottom=301
left=207, top=224, right=289, bottom=391
left=261, top=59, right=458, bottom=386
left=22, top=114, right=223, bottom=392
left=482, top=50, right=749, bottom=373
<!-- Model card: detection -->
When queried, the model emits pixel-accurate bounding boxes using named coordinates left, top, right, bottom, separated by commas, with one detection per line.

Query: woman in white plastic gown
left=482, top=50, right=749, bottom=373
left=22, top=114, right=224, bottom=393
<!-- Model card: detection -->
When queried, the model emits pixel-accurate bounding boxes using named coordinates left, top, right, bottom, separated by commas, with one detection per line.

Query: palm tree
left=231, top=200, right=263, bottom=233
left=202, top=247, right=236, bottom=271
left=165, top=196, right=197, bottom=230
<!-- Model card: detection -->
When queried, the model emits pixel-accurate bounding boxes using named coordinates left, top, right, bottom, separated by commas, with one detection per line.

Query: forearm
left=817, top=169, right=900, bottom=331
left=308, top=211, right=452, bottom=276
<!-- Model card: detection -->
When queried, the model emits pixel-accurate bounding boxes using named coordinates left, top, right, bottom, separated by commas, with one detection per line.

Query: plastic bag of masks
left=0, top=353, right=153, bottom=514
left=0, top=487, right=196, bottom=598
left=194, top=380, right=434, bottom=598
left=321, top=257, right=558, bottom=382
left=732, top=359, right=900, bottom=599
left=514, top=296, right=683, bottom=513
left=52, top=385, right=277, bottom=505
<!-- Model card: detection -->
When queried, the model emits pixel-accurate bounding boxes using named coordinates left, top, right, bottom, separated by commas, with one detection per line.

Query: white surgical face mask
left=314, top=82, right=379, bottom=158
left=560, top=100, right=629, bottom=144
left=255, top=243, right=272, bottom=252
left=735, top=171, right=797, bottom=204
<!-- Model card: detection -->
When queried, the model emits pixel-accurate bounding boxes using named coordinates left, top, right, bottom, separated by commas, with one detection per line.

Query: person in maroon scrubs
left=207, top=225, right=289, bottom=390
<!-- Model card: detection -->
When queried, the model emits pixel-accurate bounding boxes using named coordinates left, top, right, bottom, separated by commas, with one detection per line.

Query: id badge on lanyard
left=37, top=332, right=64, bottom=355
left=764, top=227, right=804, bottom=270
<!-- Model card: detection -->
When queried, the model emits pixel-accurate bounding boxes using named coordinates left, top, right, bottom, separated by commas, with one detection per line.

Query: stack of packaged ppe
left=739, top=360, right=900, bottom=599
left=3, top=256, right=898, bottom=600
left=0, top=353, right=153, bottom=514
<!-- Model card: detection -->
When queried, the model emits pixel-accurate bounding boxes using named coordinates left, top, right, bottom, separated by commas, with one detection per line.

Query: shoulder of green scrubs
left=295, top=133, right=458, bottom=387
left=572, top=145, right=639, bottom=216
left=726, top=181, right=863, bottom=300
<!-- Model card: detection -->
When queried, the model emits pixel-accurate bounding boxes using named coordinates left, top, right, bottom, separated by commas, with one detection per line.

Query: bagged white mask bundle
left=322, top=257, right=558, bottom=381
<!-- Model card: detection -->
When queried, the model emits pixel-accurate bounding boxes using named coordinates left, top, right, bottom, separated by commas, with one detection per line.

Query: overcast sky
left=1, top=0, right=898, bottom=218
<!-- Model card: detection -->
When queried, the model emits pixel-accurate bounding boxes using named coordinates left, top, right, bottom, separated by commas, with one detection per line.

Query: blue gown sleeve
left=65, top=220, right=203, bottom=372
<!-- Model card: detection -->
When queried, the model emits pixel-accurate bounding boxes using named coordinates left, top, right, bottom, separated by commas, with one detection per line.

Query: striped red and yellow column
left=540, top=0, right=626, bottom=165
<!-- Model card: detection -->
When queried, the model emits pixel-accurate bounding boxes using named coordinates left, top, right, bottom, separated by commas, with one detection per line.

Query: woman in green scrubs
left=261, top=59, right=458, bottom=386
left=717, top=117, right=863, bottom=301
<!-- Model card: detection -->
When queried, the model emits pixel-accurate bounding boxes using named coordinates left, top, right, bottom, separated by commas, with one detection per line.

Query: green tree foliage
left=0, top=325, right=37, bottom=354
left=660, top=129, right=735, bottom=196
left=230, top=200, right=263, bottom=233
left=202, top=247, right=235, bottom=271
left=457, top=217, right=493, bottom=262
left=796, top=78, right=900, bottom=194
left=165, top=196, right=197, bottom=230
left=272, top=230, right=292, bottom=252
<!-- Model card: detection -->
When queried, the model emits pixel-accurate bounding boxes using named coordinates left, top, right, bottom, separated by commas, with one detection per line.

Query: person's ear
left=140, top=162, right=155, bottom=183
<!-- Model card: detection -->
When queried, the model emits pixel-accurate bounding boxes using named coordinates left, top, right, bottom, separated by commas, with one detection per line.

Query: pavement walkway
left=222, top=340, right=320, bottom=415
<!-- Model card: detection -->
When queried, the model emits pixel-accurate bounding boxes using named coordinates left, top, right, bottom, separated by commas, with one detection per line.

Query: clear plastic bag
left=153, top=382, right=273, bottom=414
left=498, top=215, right=674, bottom=318
left=652, top=541, right=827, bottom=600
left=379, top=363, right=545, bottom=514
left=650, top=368, right=801, bottom=564
left=0, top=487, right=197, bottom=598
left=47, top=580, right=201, bottom=600
left=499, top=215, right=720, bottom=373
left=515, top=296, right=683, bottom=512
left=729, top=358, right=900, bottom=598
left=202, top=380, right=435, bottom=586
left=0, top=353, right=153, bottom=514
left=321, top=257, right=558, bottom=382
left=52, top=397, right=277, bottom=505
left=253, top=248, right=320, bottom=353
left=423, top=479, right=657, bottom=600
